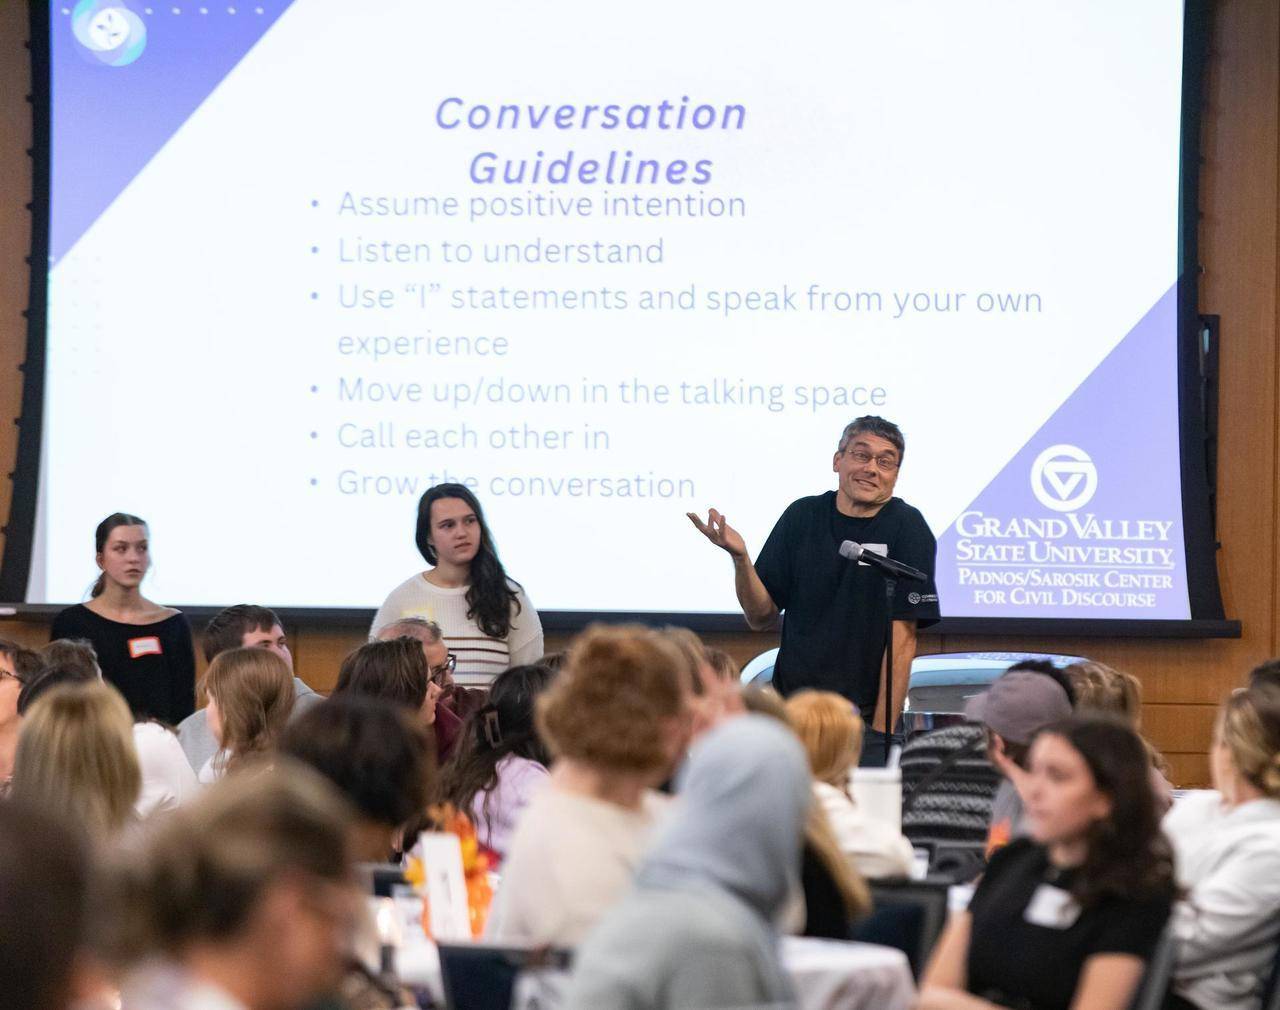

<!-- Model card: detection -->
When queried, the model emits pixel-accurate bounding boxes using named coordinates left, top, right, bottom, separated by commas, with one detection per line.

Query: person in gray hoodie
left=565, top=714, right=812, bottom=1010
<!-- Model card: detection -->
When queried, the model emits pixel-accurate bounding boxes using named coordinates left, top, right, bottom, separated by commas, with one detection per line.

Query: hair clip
left=482, top=707, right=503, bottom=749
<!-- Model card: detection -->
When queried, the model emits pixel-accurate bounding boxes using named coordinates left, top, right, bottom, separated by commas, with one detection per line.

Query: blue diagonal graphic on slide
left=50, top=1, right=296, bottom=264
left=933, top=282, right=1189, bottom=619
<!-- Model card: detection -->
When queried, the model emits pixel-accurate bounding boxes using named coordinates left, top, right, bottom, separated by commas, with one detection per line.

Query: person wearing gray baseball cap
left=965, top=661, right=1075, bottom=856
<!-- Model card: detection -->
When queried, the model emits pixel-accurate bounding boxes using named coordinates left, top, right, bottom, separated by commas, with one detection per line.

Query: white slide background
left=38, top=0, right=1183, bottom=612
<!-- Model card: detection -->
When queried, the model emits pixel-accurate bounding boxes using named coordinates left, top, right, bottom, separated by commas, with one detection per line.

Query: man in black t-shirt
left=688, top=415, right=940, bottom=762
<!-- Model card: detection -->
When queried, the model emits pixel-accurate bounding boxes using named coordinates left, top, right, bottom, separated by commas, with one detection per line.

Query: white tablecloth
left=394, top=926, right=914, bottom=1010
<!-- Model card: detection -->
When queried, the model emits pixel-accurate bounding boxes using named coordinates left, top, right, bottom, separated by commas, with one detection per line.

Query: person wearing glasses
left=0, top=639, right=43, bottom=789
left=688, top=415, right=940, bottom=765
left=375, top=617, right=486, bottom=723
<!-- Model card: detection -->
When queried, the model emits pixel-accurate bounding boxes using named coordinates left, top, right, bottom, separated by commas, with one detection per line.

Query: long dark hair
left=1037, top=716, right=1176, bottom=907
left=440, top=664, right=554, bottom=839
left=415, top=484, right=520, bottom=639
left=90, top=513, right=148, bottom=598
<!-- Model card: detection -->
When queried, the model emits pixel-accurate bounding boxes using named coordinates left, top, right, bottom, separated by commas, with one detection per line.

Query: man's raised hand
left=686, top=508, right=748, bottom=559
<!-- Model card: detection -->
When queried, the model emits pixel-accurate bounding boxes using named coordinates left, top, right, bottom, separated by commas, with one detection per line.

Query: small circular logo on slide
left=71, top=1, right=147, bottom=67
left=1030, top=444, right=1098, bottom=513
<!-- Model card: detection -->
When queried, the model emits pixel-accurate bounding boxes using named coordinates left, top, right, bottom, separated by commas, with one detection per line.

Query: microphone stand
left=880, top=573, right=897, bottom=766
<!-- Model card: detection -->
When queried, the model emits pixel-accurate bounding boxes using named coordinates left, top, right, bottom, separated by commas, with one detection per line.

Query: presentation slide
left=37, top=0, right=1190, bottom=619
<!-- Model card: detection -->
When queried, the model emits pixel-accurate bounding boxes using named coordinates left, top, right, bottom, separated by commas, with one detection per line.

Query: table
left=391, top=919, right=914, bottom=1010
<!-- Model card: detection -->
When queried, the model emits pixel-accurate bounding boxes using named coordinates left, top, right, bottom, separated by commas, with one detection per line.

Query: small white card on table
left=417, top=832, right=471, bottom=941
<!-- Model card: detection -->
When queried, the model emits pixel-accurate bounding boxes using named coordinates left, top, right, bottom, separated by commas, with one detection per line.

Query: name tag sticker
left=128, top=636, right=162, bottom=659
left=1024, top=883, right=1081, bottom=929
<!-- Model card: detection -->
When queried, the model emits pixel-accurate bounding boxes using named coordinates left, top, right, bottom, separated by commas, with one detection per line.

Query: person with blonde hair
left=786, top=690, right=913, bottom=878
left=486, top=624, right=690, bottom=946
left=1066, top=660, right=1173, bottom=812
left=11, top=680, right=140, bottom=838
left=742, top=685, right=872, bottom=938
left=106, top=765, right=358, bottom=1010
left=198, top=647, right=294, bottom=783
left=1163, top=683, right=1280, bottom=1010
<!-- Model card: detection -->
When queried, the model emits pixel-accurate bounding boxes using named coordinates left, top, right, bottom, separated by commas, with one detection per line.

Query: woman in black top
left=919, top=716, right=1176, bottom=1010
left=50, top=513, right=195, bottom=724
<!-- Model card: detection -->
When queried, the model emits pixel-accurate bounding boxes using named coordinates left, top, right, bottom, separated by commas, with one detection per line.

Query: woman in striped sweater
left=372, top=484, right=543, bottom=686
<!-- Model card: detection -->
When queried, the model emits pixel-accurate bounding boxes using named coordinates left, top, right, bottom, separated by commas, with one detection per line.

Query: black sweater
left=49, top=605, right=196, bottom=724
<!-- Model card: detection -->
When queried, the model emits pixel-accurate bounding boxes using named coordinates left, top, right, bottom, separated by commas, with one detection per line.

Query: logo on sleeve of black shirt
left=908, top=592, right=939, bottom=605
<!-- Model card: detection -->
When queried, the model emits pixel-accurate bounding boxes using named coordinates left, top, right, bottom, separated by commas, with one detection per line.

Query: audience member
left=662, top=626, right=743, bottom=732
left=965, top=660, right=1074, bottom=855
left=374, top=617, right=475, bottom=762
left=1162, top=684, right=1280, bottom=1010
left=787, top=690, right=914, bottom=878
left=107, top=767, right=357, bottom=1010
left=703, top=645, right=739, bottom=684
left=371, top=483, right=544, bottom=683
left=487, top=625, right=689, bottom=946
left=1248, top=657, right=1280, bottom=692
left=539, top=650, right=568, bottom=673
left=280, top=695, right=435, bottom=863
left=20, top=645, right=199, bottom=817
left=11, top=680, right=141, bottom=838
left=565, top=716, right=812, bottom=1010
left=177, top=604, right=322, bottom=771
left=741, top=684, right=872, bottom=938
left=1067, top=659, right=1174, bottom=813
left=700, top=643, right=748, bottom=718
left=197, top=647, right=294, bottom=783
left=332, top=637, right=449, bottom=760
left=39, top=637, right=100, bottom=679
left=375, top=616, right=486, bottom=719
left=50, top=513, right=196, bottom=724
left=0, top=800, right=92, bottom=1010
left=0, top=638, right=42, bottom=788
left=920, top=716, right=1175, bottom=1010
left=440, top=663, right=555, bottom=859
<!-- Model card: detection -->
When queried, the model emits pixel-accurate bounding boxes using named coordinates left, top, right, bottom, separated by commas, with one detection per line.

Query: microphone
left=838, top=540, right=928, bottom=582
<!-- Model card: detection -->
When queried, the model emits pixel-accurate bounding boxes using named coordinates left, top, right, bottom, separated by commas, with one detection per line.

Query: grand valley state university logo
left=1030, top=444, right=1098, bottom=513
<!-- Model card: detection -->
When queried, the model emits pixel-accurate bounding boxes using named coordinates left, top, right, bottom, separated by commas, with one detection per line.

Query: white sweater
left=813, top=780, right=915, bottom=879
left=371, top=573, right=544, bottom=684
left=486, top=786, right=670, bottom=948
left=1164, top=790, right=1280, bottom=1010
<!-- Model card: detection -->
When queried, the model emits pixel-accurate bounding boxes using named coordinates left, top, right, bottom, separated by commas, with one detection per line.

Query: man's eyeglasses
left=0, top=668, right=23, bottom=686
left=842, top=449, right=900, bottom=473
left=429, top=653, right=457, bottom=684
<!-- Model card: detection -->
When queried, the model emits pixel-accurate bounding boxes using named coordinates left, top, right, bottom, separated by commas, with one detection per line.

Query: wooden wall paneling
left=1, top=5, right=1278, bottom=788
left=0, top=2, right=30, bottom=565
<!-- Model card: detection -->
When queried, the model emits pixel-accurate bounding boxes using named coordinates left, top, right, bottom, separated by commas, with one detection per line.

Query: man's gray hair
left=837, top=415, right=905, bottom=462
left=373, top=617, right=443, bottom=644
